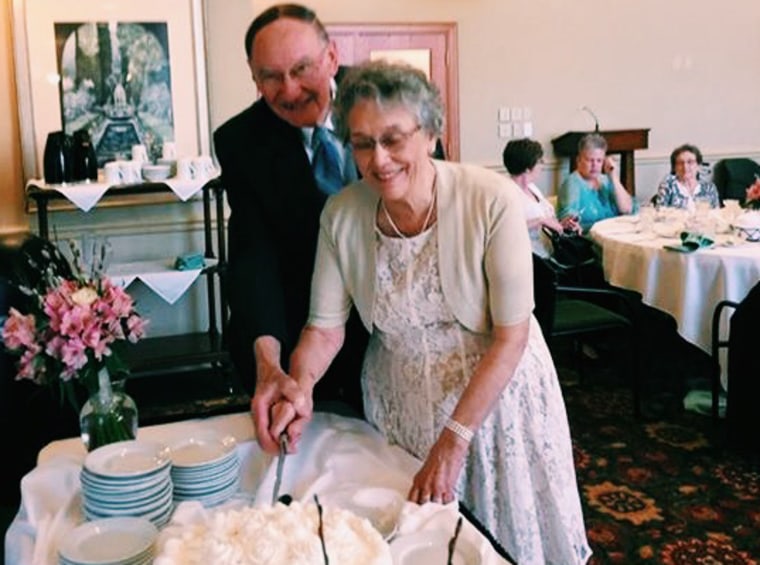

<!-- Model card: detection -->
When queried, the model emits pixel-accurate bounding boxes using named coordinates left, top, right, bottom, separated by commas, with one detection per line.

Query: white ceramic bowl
left=142, top=164, right=172, bottom=182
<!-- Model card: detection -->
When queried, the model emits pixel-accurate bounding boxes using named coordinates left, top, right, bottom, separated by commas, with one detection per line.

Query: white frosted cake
left=154, top=501, right=392, bottom=565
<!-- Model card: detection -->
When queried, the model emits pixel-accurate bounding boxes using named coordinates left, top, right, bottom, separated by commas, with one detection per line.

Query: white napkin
left=134, top=269, right=202, bottom=304
left=15, top=458, right=84, bottom=565
left=161, top=177, right=211, bottom=201
left=395, top=501, right=511, bottom=565
left=26, top=175, right=214, bottom=211
left=107, top=260, right=206, bottom=304
left=26, top=179, right=111, bottom=212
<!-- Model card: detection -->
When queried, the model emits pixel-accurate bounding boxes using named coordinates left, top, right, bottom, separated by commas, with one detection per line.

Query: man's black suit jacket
left=214, top=99, right=367, bottom=410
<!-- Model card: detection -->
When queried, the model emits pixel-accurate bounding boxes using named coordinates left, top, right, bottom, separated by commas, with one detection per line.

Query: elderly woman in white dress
left=503, top=138, right=581, bottom=258
left=250, top=60, right=591, bottom=565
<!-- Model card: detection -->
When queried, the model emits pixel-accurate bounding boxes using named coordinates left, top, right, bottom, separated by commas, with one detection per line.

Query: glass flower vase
left=79, top=366, right=138, bottom=452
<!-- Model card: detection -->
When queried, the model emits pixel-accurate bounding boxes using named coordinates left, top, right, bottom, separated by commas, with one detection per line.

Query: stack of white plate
left=59, top=516, right=158, bottom=565
left=80, top=440, right=174, bottom=528
left=170, top=430, right=239, bottom=507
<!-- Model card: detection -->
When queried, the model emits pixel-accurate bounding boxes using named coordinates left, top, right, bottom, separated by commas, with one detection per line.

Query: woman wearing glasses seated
left=503, top=137, right=581, bottom=258
left=557, top=132, right=636, bottom=232
left=652, top=143, right=720, bottom=210
left=251, top=60, right=591, bottom=564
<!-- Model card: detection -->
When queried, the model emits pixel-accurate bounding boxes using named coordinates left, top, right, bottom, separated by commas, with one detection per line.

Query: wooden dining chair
left=533, top=254, right=641, bottom=416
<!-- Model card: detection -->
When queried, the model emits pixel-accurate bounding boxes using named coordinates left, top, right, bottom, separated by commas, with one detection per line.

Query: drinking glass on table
left=694, top=195, right=712, bottom=217
left=638, top=204, right=656, bottom=233
left=722, top=199, right=742, bottom=223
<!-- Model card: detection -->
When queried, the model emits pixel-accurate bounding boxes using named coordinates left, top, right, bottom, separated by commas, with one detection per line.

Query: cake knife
left=446, top=516, right=463, bottom=565
left=271, top=433, right=289, bottom=505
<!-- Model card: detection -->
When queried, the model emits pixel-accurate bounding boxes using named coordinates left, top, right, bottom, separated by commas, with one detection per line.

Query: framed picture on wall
left=11, top=0, right=210, bottom=182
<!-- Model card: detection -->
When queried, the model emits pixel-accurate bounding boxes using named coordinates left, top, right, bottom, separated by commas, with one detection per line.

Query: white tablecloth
left=4, top=412, right=510, bottom=565
left=590, top=215, right=760, bottom=354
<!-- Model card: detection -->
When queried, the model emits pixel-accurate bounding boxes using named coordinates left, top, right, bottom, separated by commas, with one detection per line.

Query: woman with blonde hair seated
left=557, top=133, right=635, bottom=233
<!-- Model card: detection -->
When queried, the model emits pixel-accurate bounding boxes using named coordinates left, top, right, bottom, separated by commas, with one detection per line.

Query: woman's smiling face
left=348, top=99, right=434, bottom=201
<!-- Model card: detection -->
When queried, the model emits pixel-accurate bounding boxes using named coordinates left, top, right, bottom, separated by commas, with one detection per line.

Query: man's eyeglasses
left=350, top=125, right=422, bottom=155
left=254, top=45, right=328, bottom=90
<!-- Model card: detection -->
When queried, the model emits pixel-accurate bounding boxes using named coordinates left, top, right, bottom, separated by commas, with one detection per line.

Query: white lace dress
left=362, top=225, right=591, bottom=565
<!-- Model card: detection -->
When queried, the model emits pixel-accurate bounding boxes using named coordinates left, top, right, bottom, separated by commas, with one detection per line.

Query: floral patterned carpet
left=560, top=370, right=760, bottom=564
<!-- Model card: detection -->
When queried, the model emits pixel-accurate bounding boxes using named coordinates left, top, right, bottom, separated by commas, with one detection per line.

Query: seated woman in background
left=503, top=138, right=581, bottom=258
left=652, top=143, right=720, bottom=210
left=557, top=133, right=635, bottom=232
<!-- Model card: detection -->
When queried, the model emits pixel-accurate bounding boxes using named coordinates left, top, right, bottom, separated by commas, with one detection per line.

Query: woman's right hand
left=542, top=216, right=565, bottom=234
left=559, top=215, right=582, bottom=234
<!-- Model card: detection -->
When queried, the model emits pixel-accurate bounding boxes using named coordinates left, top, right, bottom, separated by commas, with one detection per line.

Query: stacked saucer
left=170, top=430, right=239, bottom=506
left=80, top=440, right=174, bottom=528
left=58, top=516, right=158, bottom=565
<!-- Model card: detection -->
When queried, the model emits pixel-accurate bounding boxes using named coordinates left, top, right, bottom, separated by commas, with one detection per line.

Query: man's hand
left=250, top=336, right=313, bottom=454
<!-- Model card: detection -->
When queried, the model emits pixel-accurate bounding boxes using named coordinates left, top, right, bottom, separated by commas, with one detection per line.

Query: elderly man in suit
left=214, top=4, right=367, bottom=439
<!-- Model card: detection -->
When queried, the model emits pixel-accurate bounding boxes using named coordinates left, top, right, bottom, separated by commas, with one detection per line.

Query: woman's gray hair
left=577, top=132, right=608, bottom=154
left=333, top=60, right=444, bottom=140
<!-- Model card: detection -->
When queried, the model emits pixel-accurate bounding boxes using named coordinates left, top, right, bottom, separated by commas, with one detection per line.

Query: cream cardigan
left=307, top=159, right=534, bottom=334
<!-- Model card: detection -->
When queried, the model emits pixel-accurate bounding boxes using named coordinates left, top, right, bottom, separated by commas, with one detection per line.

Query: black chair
left=533, top=254, right=641, bottom=416
left=711, top=283, right=760, bottom=455
left=712, top=158, right=760, bottom=204
left=710, top=299, right=737, bottom=421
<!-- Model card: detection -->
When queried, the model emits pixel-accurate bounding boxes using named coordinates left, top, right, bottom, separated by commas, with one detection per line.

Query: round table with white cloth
left=589, top=213, right=760, bottom=365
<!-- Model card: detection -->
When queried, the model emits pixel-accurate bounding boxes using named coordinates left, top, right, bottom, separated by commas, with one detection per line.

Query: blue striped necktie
left=312, top=126, right=344, bottom=195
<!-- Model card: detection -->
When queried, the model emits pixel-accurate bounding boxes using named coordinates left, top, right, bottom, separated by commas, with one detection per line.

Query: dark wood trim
left=552, top=129, right=650, bottom=195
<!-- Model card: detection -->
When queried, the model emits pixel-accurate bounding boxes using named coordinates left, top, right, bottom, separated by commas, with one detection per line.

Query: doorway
left=327, top=23, right=459, bottom=161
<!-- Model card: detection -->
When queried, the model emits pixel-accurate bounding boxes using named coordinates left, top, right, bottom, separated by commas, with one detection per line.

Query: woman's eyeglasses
left=350, top=125, right=422, bottom=155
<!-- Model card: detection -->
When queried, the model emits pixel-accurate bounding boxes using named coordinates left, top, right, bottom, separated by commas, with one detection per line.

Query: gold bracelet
left=444, top=417, right=474, bottom=443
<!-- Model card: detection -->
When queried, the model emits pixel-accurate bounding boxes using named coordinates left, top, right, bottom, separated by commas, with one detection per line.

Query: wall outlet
left=512, top=122, right=524, bottom=138
left=511, top=106, right=523, bottom=121
left=498, top=123, right=511, bottom=138
left=498, top=107, right=511, bottom=122
left=523, top=121, right=534, bottom=137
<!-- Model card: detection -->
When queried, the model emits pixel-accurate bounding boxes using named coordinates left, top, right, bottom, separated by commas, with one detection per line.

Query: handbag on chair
left=542, top=226, right=597, bottom=269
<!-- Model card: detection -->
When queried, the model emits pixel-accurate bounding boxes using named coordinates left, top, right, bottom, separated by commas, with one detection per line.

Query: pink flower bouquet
left=745, top=177, right=760, bottom=210
left=2, top=238, right=147, bottom=406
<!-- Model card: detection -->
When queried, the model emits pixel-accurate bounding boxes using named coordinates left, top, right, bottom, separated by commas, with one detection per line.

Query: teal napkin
left=174, top=252, right=205, bottom=270
left=664, top=232, right=714, bottom=253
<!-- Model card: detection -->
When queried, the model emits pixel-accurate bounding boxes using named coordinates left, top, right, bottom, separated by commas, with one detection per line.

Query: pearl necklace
left=381, top=185, right=437, bottom=239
